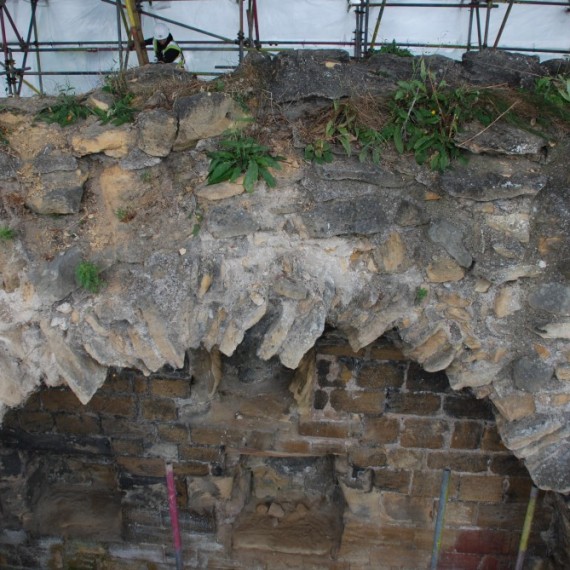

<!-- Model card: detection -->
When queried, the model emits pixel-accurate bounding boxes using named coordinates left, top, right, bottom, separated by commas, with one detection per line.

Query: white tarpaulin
left=2, top=0, right=569, bottom=95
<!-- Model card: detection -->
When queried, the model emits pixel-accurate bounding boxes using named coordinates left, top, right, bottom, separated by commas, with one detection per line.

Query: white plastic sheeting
left=2, top=0, right=569, bottom=95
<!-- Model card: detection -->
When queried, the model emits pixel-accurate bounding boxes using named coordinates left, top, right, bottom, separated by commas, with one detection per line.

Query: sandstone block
left=400, top=418, right=448, bottom=449
left=298, top=420, right=352, bottom=439
left=356, top=362, right=404, bottom=390
left=71, top=122, right=135, bottom=157
left=141, top=398, right=177, bottom=421
left=330, top=390, right=385, bottom=415
left=150, top=378, right=191, bottom=399
left=362, top=416, right=400, bottom=444
left=451, top=421, right=484, bottom=449
left=387, top=448, right=424, bottom=470
left=137, top=108, right=177, bottom=157
left=386, top=391, right=441, bottom=415
left=492, top=393, right=536, bottom=421
left=426, top=258, right=465, bottom=282
left=427, top=451, right=488, bottom=473
left=372, top=468, right=411, bottom=493
left=458, top=475, right=505, bottom=502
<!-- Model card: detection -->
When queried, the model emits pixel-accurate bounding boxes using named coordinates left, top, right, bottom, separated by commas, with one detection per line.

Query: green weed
left=0, top=226, right=16, bottom=240
left=93, top=93, right=137, bottom=126
left=304, top=139, right=333, bottom=164
left=207, top=131, right=284, bottom=193
left=191, top=209, right=203, bottom=237
left=383, top=60, right=490, bottom=171
left=139, top=170, right=152, bottom=183
left=36, top=88, right=93, bottom=127
left=75, top=260, right=104, bottom=293
left=102, top=72, right=129, bottom=97
left=375, top=40, right=413, bottom=58
left=114, top=207, right=135, bottom=222
left=415, top=287, right=428, bottom=304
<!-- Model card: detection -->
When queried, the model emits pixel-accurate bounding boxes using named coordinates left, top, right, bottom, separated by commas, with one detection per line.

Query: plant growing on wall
left=36, top=88, right=93, bottom=126
left=75, top=260, right=105, bottom=293
left=0, top=226, right=16, bottom=240
left=207, top=131, right=285, bottom=193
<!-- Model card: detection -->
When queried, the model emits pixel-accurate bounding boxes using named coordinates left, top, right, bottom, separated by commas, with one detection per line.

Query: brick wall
left=0, top=334, right=554, bottom=569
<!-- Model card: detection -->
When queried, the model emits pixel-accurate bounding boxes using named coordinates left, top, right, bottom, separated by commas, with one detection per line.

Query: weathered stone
left=394, top=200, right=428, bottom=227
left=70, top=122, right=135, bottom=157
left=86, top=90, right=115, bottom=112
left=461, top=49, right=543, bottom=89
left=428, top=219, right=472, bottom=268
left=535, top=320, right=570, bottom=340
left=426, top=258, right=465, bottom=282
left=492, top=393, right=536, bottom=422
left=206, top=203, right=259, bottom=238
left=195, top=179, right=245, bottom=200
left=25, top=166, right=89, bottom=215
left=494, top=284, right=522, bottom=318
left=299, top=195, right=388, bottom=238
left=555, top=365, right=570, bottom=382
left=173, top=92, right=249, bottom=151
left=136, top=108, right=177, bottom=157
left=441, top=157, right=547, bottom=201
left=0, top=151, right=20, bottom=180
left=512, top=357, right=554, bottom=393
left=455, top=122, right=547, bottom=156
left=525, top=440, right=570, bottom=493
left=474, top=262, right=542, bottom=285
left=486, top=213, right=530, bottom=243
left=528, top=283, right=570, bottom=316
left=119, top=148, right=161, bottom=171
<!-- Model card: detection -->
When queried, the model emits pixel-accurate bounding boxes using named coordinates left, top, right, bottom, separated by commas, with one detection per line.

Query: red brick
left=372, top=468, right=411, bottom=493
left=451, top=420, right=484, bottom=449
left=369, top=547, right=431, bottom=569
left=400, top=418, right=448, bottom=449
left=86, top=394, right=136, bottom=417
left=350, top=448, right=387, bottom=468
left=503, top=477, right=534, bottom=502
left=272, top=439, right=312, bottom=455
left=117, top=456, right=166, bottom=477
left=150, top=378, right=190, bottom=399
left=111, top=439, right=144, bottom=456
left=316, top=345, right=366, bottom=358
left=367, top=343, right=406, bottom=361
left=380, top=493, right=434, bottom=525
left=481, top=425, right=507, bottom=452
left=101, top=417, right=154, bottom=439
left=411, top=470, right=460, bottom=499
left=54, top=413, right=100, bottom=435
left=362, top=416, right=400, bottom=444
left=41, top=389, right=82, bottom=413
left=98, top=371, right=131, bottom=393
left=157, top=424, right=189, bottom=443
left=356, top=362, right=404, bottom=389
left=406, top=362, right=450, bottom=393
left=385, top=391, right=441, bottom=415
left=443, top=394, right=494, bottom=420
left=427, top=451, right=489, bottom=473
left=458, top=475, right=505, bottom=503
left=298, top=420, right=351, bottom=439
left=190, top=427, right=246, bottom=447
left=17, top=411, right=54, bottom=432
left=438, top=552, right=482, bottom=570
left=179, top=445, right=222, bottom=463
left=330, top=390, right=385, bottom=415
left=173, top=461, right=210, bottom=477
left=476, top=503, right=528, bottom=530
left=453, top=529, right=515, bottom=555
left=141, top=398, right=177, bottom=421
left=490, top=454, right=529, bottom=477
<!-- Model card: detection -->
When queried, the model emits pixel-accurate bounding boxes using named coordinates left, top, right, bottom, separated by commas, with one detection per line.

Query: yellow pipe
left=515, top=485, right=539, bottom=570
left=124, top=0, right=148, bottom=65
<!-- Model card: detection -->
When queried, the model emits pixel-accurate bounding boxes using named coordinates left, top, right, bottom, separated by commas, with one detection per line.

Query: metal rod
left=31, top=0, right=43, bottom=94
left=116, top=0, right=124, bottom=71
left=363, top=0, right=371, bottom=55
left=252, top=0, right=261, bottom=48
left=17, top=0, right=38, bottom=95
left=0, top=7, right=14, bottom=96
left=515, top=485, right=539, bottom=570
left=369, top=0, right=388, bottom=52
left=483, top=0, right=493, bottom=48
left=430, top=468, right=451, bottom=570
left=475, top=4, right=483, bottom=47
left=165, top=463, right=183, bottom=570
left=238, top=0, right=244, bottom=63
left=467, top=3, right=475, bottom=51
left=493, top=0, right=515, bottom=49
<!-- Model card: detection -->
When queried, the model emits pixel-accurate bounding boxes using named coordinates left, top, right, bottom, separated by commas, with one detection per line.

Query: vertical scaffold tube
left=515, top=485, right=539, bottom=570
left=430, top=468, right=451, bottom=570
left=166, top=463, right=183, bottom=570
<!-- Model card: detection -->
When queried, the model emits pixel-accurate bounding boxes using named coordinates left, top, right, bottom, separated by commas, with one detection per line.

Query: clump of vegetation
left=375, top=40, right=413, bottom=58
left=114, top=207, right=136, bottom=222
left=535, top=74, right=570, bottom=107
left=207, top=131, right=285, bottom=193
left=102, top=72, right=129, bottom=97
left=191, top=209, right=203, bottom=237
left=0, top=226, right=16, bottom=240
left=415, top=286, right=428, bottom=304
left=36, top=88, right=93, bottom=127
left=304, top=98, right=387, bottom=165
left=93, top=92, right=137, bottom=127
left=304, top=60, right=493, bottom=172
left=139, top=170, right=152, bottom=183
left=75, top=260, right=105, bottom=293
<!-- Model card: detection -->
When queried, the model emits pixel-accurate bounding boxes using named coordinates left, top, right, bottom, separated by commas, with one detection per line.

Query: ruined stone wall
left=0, top=335, right=554, bottom=569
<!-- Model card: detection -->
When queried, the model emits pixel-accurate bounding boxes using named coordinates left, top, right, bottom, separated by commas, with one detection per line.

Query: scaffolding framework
left=1, top=0, right=569, bottom=96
